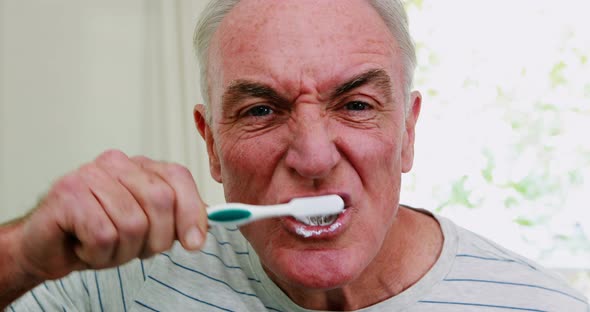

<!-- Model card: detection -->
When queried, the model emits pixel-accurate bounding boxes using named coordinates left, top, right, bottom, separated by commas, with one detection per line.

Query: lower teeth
left=298, top=214, right=339, bottom=226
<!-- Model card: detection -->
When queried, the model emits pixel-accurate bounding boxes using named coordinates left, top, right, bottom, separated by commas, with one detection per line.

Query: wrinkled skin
left=194, top=0, right=442, bottom=310
left=0, top=149, right=209, bottom=309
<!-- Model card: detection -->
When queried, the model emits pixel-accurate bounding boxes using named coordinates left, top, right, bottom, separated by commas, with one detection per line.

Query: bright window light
left=402, top=0, right=590, bottom=269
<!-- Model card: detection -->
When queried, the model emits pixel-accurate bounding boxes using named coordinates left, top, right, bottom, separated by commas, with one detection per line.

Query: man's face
left=199, top=0, right=420, bottom=292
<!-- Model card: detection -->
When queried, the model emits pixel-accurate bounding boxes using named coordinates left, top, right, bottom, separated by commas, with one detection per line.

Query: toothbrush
left=207, top=194, right=344, bottom=227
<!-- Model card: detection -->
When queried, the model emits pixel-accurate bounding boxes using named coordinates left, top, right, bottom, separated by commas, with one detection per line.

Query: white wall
left=0, top=0, right=225, bottom=222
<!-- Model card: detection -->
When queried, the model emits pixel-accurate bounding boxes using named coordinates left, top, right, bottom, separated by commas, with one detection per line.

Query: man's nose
left=284, top=106, right=341, bottom=179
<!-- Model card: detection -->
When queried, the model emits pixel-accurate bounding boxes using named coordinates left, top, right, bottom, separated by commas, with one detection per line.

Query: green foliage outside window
left=401, top=0, right=589, bottom=269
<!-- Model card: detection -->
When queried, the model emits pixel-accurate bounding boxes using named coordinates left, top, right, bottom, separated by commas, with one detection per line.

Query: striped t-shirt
left=8, top=210, right=590, bottom=311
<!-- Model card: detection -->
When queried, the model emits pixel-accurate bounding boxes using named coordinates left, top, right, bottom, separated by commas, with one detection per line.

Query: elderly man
left=1, top=0, right=588, bottom=311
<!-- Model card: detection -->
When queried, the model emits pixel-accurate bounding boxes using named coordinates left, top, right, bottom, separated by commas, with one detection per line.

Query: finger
left=91, top=152, right=150, bottom=263
left=23, top=191, right=90, bottom=277
left=132, top=156, right=207, bottom=250
left=52, top=173, right=118, bottom=268
left=97, top=151, right=176, bottom=256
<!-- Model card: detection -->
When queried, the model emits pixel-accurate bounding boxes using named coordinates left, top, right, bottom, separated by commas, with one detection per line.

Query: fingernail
left=184, top=227, right=203, bottom=250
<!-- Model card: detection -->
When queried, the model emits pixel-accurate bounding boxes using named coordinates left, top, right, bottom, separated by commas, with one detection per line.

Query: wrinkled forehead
left=216, top=0, right=394, bottom=46
left=206, top=0, right=402, bottom=114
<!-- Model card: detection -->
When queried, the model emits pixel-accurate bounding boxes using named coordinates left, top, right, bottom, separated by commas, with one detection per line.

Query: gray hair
left=193, top=0, right=416, bottom=120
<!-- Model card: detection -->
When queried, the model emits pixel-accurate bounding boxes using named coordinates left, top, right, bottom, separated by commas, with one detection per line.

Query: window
left=401, top=0, right=590, bottom=271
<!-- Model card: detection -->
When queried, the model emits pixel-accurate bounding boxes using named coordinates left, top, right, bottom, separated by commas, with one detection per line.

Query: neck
left=271, top=207, right=443, bottom=310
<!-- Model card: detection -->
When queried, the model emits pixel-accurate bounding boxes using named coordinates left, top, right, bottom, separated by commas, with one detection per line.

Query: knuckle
left=119, top=215, right=148, bottom=238
left=78, top=163, right=104, bottom=180
left=96, top=149, right=128, bottom=165
left=53, top=173, right=84, bottom=194
left=165, top=163, right=191, bottom=180
left=45, top=176, right=83, bottom=219
left=91, top=225, right=118, bottom=249
left=148, top=183, right=175, bottom=209
left=130, top=155, right=150, bottom=164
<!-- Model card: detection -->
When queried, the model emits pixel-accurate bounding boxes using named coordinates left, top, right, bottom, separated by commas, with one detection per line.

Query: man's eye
left=245, top=105, right=273, bottom=117
left=345, top=101, right=370, bottom=111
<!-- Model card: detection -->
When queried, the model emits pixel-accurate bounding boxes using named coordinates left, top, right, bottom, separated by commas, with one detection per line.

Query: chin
left=265, top=246, right=366, bottom=290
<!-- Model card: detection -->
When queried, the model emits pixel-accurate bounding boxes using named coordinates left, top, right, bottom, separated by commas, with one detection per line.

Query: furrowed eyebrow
left=222, top=80, right=289, bottom=114
left=221, top=69, right=393, bottom=114
left=331, top=69, right=393, bottom=101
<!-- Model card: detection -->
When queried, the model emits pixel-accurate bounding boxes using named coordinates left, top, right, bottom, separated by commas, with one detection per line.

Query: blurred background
left=1, top=0, right=588, bottom=298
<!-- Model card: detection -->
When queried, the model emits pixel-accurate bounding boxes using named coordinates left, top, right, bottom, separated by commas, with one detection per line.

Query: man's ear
left=194, top=104, right=222, bottom=183
left=401, top=91, right=422, bottom=173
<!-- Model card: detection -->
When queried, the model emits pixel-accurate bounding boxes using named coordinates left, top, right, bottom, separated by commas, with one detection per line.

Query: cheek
left=240, top=220, right=279, bottom=250
left=339, top=126, right=403, bottom=217
left=340, top=128, right=401, bottom=181
left=218, top=134, right=286, bottom=202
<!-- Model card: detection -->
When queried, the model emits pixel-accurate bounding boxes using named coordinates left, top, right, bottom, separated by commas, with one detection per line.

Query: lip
left=279, top=192, right=353, bottom=239
left=282, top=207, right=352, bottom=239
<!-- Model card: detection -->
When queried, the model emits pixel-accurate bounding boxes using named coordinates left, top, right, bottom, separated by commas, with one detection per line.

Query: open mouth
left=289, top=194, right=349, bottom=227
left=288, top=208, right=349, bottom=238
left=295, top=211, right=343, bottom=226
left=280, top=193, right=351, bottom=238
